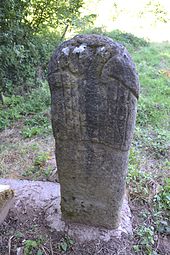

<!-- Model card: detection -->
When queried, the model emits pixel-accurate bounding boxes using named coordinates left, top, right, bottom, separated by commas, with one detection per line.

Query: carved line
left=57, top=138, right=129, bottom=152
left=114, top=77, right=138, bottom=99
left=100, top=56, right=138, bottom=99
left=114, top=85, right=121, bottom=143
left=122, top=90, right=130, bottom=150
left=60, top=71, right=68, bottom=133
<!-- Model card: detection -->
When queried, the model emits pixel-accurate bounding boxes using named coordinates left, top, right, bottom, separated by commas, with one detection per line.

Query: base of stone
left=0, top=179, right=132, bottom=241
left=64, top=195, right=132, bottom=242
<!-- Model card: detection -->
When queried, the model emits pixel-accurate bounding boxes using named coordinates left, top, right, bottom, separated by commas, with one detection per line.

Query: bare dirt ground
left=1, top=199, right=169, bottom=255
left=0, top=212, right=133, bottom=255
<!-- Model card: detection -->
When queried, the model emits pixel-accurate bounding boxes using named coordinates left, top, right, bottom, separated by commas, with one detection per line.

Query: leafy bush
left=1, top=0, right=84, bottom=96
left=1, top=34, right=60, bottom=96
left=107, top=30, right=149, bottom=48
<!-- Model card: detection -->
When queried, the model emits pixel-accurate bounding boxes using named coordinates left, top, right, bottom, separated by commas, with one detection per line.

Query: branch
left=60, top=24, right=69, bottom=41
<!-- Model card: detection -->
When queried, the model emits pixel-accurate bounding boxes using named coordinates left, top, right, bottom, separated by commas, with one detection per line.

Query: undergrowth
left=0, top=81, right=51, bottom=138
left=128, top=147, right=170, bottom=254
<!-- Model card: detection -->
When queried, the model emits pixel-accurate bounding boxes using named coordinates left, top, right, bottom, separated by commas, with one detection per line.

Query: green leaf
left=60, top=241, right=68, bottom=251
left=37, top=249, right=43, bottom=255
left=133, top=245, right=140, bottom=252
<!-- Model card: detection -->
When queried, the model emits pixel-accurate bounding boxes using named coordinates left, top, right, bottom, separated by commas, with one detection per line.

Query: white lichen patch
left=97, top=46, right=106, bottom=53
left=73, top=44, right=87, bottom=54
left=100, top=46, right=105, bottom=51
left=62, top=47, right=70, bottom=56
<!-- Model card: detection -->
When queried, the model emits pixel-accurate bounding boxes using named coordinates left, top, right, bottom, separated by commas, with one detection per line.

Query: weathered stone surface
left=0, top=184, right=14, bottom=224
left=48, top=34, right=139, bottom=229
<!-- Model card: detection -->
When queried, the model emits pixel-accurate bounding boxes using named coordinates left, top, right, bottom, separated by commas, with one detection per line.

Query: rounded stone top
left=48, top=34, right=140, bottom=99
left=69, top=34, right=119, bottom=46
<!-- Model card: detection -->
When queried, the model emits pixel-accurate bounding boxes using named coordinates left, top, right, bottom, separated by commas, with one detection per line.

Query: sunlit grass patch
left=132, top=43, right=170, bottom=130
left=0, top=135, right=55, bottom=180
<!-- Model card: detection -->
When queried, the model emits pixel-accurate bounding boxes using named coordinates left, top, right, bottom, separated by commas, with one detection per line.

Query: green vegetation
left=58, top=236, right=74, bottom=252
left=1, top=0, right=88, bottom=96
left=14, top=234, right=74, bottom=254
left=128, top=147, right=170, bottom=254
left=22, top=151, right=53, bottom=180
left=0, top=82, right=51, bottom=135
left=23, top=239, right=43, bottom=255
left=126, top=38, right=170, bottom=254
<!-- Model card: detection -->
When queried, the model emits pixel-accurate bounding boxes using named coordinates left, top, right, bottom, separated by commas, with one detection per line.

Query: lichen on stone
left=73, top=44, right=87, bottom=54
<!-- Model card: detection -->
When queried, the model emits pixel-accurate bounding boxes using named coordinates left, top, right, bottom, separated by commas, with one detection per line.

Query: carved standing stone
left=48, top=34, right=139, bottom=229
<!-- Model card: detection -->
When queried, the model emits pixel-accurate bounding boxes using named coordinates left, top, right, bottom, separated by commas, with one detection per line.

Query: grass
left=22, top=151, right=54, bottom=180
left=128, top=146, right=170, bottom=254
left=0, top=81, right=55, bottom=180
left=133, top=42, right=170, bottom=130
left=0, top=30, right=169, bottom=254
left=0, top=134, right=55, bottom=179
left=0, top=81, right=51, bottom=136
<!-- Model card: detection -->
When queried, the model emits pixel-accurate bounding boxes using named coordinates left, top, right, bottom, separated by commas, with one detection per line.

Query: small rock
left=0, top=184, right=14, bottom=224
